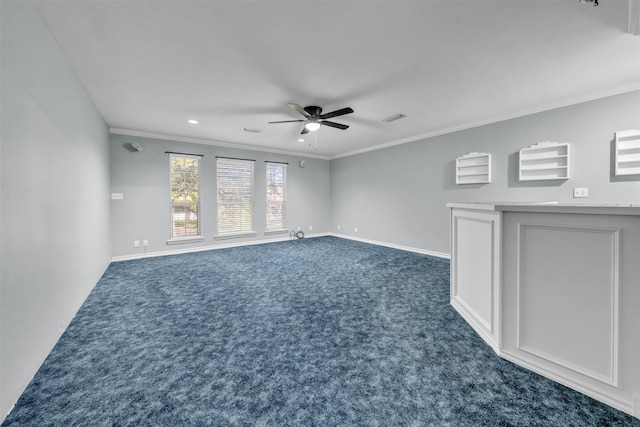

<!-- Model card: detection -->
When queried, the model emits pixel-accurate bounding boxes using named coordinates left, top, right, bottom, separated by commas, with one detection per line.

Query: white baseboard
left=633, top=392, right=640, bottom=419
left=111, top=233, right=330, bottom=262
left=450, top=299, right=500, bottom=355
left=500, top=350, right=634, bottom=417
left=112, top=232, right=449, bottom=262
left=328, top=233, right=450, bottom=259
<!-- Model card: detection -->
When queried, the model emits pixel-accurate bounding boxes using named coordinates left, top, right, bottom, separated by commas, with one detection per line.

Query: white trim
left=328, top=233, right=450, bottom=259
left=450, top=299, right=500, bottom=355
left=449, top=208, right=502, bottom=353
left=214, top=231, right=257, bottom=240
left=515, top=222, right=620, bottom=387
left=113, top=232, right=447, bottom=262
left=110, top=128, right=330, bottom=160
left=451, top=215, right=495, bottom=333
left=112, top=90, right=640, bottom=162
left=500, top=349, right=633, bottom=417
left=264, top=229, right=289, bottom=235
left=331, top=86, right=640, bottom=160
left=111, top=233, right=320, bottom=262
left=166, top=236, right=205, bottom=245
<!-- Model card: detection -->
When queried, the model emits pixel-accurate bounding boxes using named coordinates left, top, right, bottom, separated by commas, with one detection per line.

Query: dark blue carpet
left=3, top=236, right=638, bottom=426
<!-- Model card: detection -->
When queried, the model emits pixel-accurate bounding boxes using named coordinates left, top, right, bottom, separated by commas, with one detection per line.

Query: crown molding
left=109, top=128, right=331, bottom=160
left=331, top=86, right=640, bottom=160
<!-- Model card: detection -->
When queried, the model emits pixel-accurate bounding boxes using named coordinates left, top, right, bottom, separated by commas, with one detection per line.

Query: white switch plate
left=573, top=188, right=589, bottom=198
left=143, top=240, right=149, bottom=247
left=111, top=193, right=124, bottom=200
left=134, top=240, right=140, bottom=248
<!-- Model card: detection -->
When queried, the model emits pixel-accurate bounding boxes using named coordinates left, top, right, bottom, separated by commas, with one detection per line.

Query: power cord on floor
left=290, top=230, right=305, bottom=239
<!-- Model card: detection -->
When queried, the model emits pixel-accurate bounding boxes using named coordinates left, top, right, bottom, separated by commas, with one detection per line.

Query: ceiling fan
left=269, top=103, right=354, bottom=134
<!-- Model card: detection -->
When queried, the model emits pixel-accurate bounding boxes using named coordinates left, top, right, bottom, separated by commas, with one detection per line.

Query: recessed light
left=298, top=138, right=305, bottom=142
left=187, top=119, right=199, bottom=124
left=382, top=113, right=407, bottom=123
left=243, top=127, right=262, bottom=133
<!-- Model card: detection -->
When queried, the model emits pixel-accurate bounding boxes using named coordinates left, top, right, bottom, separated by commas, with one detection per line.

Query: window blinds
left=217, top=157, right=254, bottom=235
left=266, top=162, right=287, bottom=231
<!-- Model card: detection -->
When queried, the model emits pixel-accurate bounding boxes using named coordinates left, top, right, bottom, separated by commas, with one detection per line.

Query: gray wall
left=110, top=134, right=330, bottom=258
left=331, top=90, right=640, bottom=255
left=0, top=1, right=112, bottom=420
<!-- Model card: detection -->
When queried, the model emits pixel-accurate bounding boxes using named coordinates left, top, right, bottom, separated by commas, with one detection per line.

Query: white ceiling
left=36, top=0, right=640, bottom=159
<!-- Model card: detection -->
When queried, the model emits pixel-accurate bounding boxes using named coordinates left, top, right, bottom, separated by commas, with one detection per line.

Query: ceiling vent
left=382, top=113, right=407, bottom=123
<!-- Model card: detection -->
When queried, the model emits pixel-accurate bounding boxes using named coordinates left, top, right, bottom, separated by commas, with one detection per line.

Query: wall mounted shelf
left=456, top=152, right=491, bottom=185
left=519, top=141, right=570, bottom=181
left=614, top=129, right=640, bottom=176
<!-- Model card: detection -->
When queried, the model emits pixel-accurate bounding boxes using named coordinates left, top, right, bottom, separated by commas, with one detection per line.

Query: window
left=216, top=157, right=255, bottom=237
left=169, top=154, right=201, bottom=241
left=266, top=162, right=287, bottom=232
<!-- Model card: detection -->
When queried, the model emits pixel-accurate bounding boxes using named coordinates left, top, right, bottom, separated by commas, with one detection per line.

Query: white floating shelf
left=456, top=152, right=491, bottom=184
left=519, top=142, right=570, bottom=181
left=615, top=129, right=640, bottom=176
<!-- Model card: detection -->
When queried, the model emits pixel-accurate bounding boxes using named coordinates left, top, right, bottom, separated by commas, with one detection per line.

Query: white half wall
left=0, top=1, right=112, bottom=421
left=449, top=208, right=501, bottom=353
left=500, top=210, right=640, bottom=415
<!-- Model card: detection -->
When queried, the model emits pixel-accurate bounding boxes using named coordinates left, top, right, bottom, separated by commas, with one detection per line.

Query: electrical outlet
left=354, top=227, right=358, bottom=233
left=337, top=225, right=341, bottom=230
left=573, top=188, right=589, bottom=198
left=143, top=240, right=149, bottom=247
left=309, top=225, right=313, bottom=231
left=297, top=226, right=301, bottom=231
left=134, top=240, right=140, bottom=248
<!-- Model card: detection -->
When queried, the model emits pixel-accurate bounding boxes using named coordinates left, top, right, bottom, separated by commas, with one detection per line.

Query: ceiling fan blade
left=288, top=103, right=311, bottom=118
left=300, top=127, right=310, bottom=135
left=268, top=119, right=305, bottom=124
left=320, top=120, right=349, bottom=130
left=319, top=107, right=354, bottom=120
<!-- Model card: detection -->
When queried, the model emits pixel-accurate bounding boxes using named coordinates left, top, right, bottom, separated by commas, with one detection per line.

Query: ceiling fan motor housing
left=304, top=106, right=323, bottom=117
left=268, top=103, right=354, bottom=135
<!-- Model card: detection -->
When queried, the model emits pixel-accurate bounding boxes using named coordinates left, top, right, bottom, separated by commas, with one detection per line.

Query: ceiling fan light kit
left=304, top=121, right=321, bottom=132
left=269, top=103, right=354, bottom=135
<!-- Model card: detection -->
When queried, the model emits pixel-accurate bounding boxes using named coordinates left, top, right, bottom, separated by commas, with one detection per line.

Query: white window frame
left=216, top=157, right=256, bottom=239
left=167, top=153, right=204, bottom=245
left=265, top=162, right=288, bottom=234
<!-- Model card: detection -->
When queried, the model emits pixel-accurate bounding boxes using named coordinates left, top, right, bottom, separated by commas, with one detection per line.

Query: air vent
left=243, top=127, right=262, bottom=133
left=382, top=114, right=407, bottom=123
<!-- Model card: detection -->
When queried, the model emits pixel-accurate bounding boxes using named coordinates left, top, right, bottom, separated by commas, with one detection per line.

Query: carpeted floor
left=3, top=236, right=638, bottom=426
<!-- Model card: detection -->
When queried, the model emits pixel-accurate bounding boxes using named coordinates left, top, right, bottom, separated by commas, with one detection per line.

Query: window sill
left=264, top=229, right=289, bottom=236
left=166, top=236, right=205, bottom=245
left=215, top=231, right=257, bottom=240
